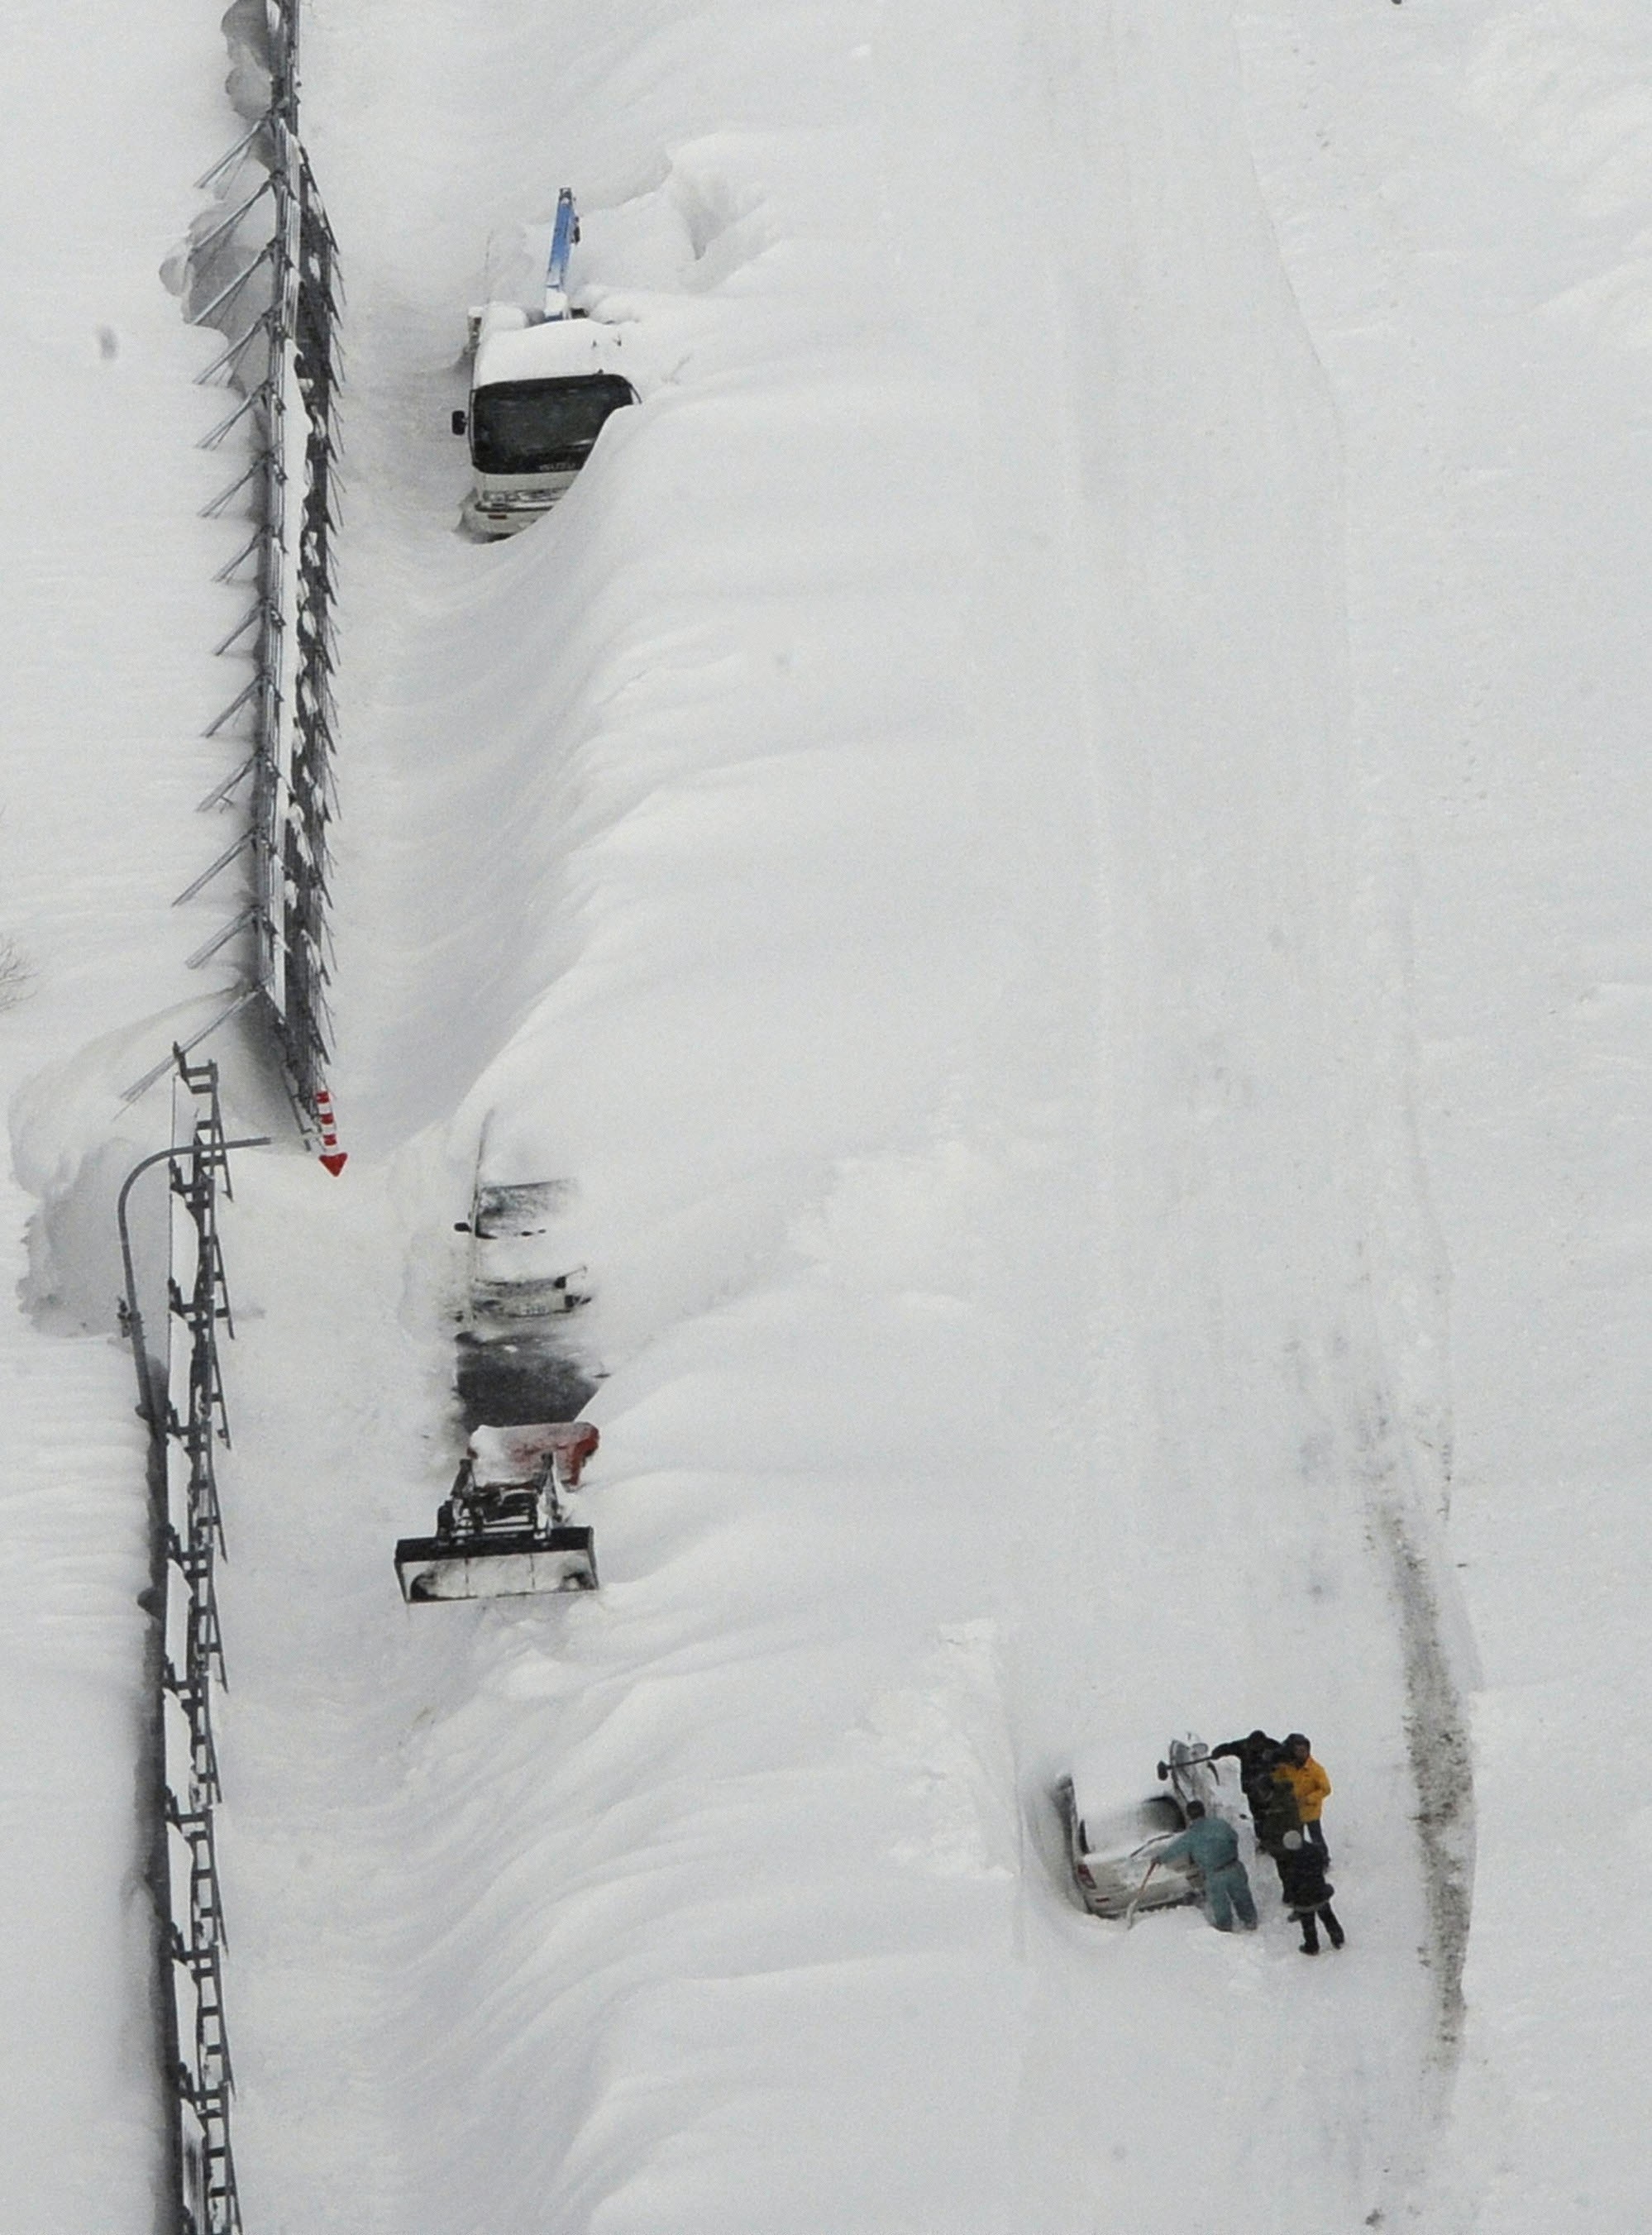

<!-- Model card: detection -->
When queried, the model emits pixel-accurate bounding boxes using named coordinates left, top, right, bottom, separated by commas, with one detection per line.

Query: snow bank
left=0, top=3, right=265, bottom=2223
left=7, top=0, right=1648, bottom=2228
left=207, top=2, right=1475, bottom=2230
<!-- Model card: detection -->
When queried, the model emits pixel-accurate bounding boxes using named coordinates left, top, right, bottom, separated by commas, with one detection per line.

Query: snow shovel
left=1124, top=1860, right=1159, bottom=1929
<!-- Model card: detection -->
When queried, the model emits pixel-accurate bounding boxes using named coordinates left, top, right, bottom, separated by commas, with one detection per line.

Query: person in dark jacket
left=1154, top=1802, right=1258, bottom=1932
left=1278, top=1828, right=1344, bottom=1953
left=1209, top=1731, right=1283, bottom=1830
left=1253, top=1760, right=1303, bottom=1881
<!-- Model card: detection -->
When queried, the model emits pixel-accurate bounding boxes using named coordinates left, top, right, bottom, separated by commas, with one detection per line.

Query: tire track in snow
left=985, top=0, right=1474, bottom=2224
left=1370, top=1491, right=1473, bottom=2061
left=1230, top=0, right=1483, bottom=2108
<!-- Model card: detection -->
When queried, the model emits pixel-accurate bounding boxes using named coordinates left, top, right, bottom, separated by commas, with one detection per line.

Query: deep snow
left=0, top=2, right=267, bottom=2224
left=5, top=2, right=1652, bottom=2231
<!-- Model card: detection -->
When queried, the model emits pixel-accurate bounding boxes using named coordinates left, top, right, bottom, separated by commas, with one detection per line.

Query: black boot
left=1322, top=1906, right=1344, bottom=1951
left=1299, top=1914, right=1320, bottom=1955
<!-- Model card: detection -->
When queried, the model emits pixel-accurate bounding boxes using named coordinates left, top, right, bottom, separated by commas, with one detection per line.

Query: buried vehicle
left=395, top=1420, right=600, bottom=1603
left=452, top=188, right=638, bottom=538
left=454, top=1175, right=595, bottom=1426
left=1056, top=1737, right=1229, bottom=1918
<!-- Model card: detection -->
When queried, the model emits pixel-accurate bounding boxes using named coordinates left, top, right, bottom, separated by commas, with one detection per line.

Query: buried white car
left=1055, top=1737, right=1234, bottom=1919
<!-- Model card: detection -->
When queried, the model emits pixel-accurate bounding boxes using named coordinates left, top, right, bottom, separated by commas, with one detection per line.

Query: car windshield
left=1081, top=1795, right=1183, bottom=1856
left=470, top=375, right=635, bottom=475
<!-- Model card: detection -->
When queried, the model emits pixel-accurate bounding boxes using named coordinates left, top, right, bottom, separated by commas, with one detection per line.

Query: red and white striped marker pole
left=314, top=1084, right=348, bottom=1176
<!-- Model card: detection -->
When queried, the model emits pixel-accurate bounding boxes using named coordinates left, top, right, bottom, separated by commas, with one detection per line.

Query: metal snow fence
left=120, top=1053, right=267, bottom=2235
left=128, top=0, right=342, bottom=1134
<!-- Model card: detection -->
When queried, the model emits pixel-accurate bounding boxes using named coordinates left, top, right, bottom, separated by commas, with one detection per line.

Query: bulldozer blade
left=394, top=1525, right=597, bottom=1603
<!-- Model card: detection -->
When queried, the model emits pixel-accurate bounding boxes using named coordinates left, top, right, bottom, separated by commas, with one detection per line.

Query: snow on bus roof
left=473, top=311, right=634, bottom=391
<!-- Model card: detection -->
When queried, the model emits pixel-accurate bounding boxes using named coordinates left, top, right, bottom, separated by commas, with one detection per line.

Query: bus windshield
left=470, top=375, right=636, bottom=475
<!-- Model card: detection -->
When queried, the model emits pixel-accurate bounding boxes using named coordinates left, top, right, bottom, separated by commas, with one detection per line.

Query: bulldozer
left=394, top=1420, right=599, bottom=1603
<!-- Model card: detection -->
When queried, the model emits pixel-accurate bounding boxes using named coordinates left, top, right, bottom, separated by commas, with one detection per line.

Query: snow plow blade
left=395, top=1525, right=597, bottom=1602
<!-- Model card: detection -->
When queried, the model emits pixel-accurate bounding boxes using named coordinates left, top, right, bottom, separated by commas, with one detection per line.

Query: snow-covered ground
left=0, top=2, right=270, bottom=2223
left=4, top=2, right=1651, bottom=2230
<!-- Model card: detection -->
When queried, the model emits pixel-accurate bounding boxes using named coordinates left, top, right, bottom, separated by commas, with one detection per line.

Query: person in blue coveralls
left=1155, top=1802, right=1258, bottom=1932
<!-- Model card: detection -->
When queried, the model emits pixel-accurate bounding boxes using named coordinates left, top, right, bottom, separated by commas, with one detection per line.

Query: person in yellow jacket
left=1276, top=1734, right=1331, bottom=1856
